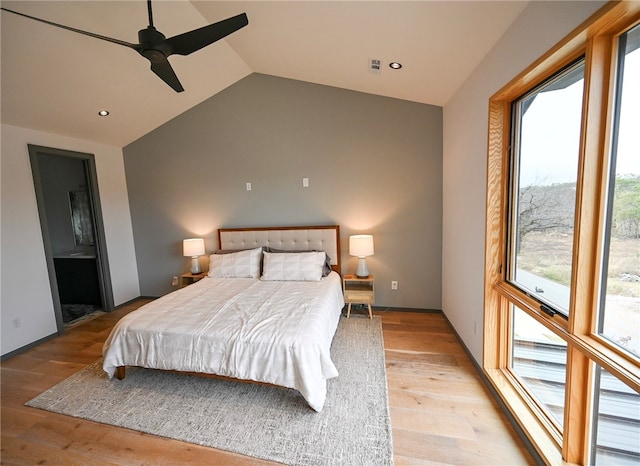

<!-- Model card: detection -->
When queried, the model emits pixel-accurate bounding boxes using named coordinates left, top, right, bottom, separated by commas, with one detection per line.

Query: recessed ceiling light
left=98, top=110, right=110, bottom=117
left=389, top=62, right=402, bottom=70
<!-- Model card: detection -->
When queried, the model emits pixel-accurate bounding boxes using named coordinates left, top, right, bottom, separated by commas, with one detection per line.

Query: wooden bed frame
left=114, top=224, right=341, bottom=381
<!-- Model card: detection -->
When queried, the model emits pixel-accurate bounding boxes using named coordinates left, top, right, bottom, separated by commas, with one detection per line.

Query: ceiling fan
left=0, top=1, right=248, bottom=93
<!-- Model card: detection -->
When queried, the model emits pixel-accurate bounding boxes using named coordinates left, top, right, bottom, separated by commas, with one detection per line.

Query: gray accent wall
left=124, top=73, right=442, bottom=309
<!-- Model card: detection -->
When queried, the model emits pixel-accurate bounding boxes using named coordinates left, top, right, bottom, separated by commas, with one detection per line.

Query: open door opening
left=28, top=145, right=114, bottom=332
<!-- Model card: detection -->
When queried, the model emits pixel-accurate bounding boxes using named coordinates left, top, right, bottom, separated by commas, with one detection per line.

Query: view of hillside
left=516, top=175, right=640, bottom=355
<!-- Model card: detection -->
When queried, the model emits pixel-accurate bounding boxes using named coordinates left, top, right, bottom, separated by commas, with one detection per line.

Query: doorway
left=28, top=145, right=114, bottom=332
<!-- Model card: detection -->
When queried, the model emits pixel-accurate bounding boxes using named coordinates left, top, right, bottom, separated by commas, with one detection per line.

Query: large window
left=511, top=306, right=568, bottom=429
left=598, top=23, right=640, bottom=360
left=592, top=365, right=640, bottom=465
left=509, top=59, right=585, bottom=316
left=485, top=4, right=640, bottom=465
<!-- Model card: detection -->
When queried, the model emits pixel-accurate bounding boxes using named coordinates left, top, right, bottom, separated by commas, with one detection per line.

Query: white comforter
left=102, top=272, right=344, bottom=411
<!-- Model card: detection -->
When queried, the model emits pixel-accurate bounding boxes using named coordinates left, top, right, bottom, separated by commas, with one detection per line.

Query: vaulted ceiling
left=1, top=1, right=528, bottom=147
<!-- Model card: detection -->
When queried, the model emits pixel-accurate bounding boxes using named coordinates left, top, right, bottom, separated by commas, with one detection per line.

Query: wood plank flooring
left=1, top=300, right=533, bottom=465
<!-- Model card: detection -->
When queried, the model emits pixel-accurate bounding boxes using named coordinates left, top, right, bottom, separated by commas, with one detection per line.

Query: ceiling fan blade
left=165, top=13, right=248, bottom=56
left=150, top=58, right=184, bottom=93
left=0, top=7, right=138, bottom=50
left=2, top=3, right=248, bottom=94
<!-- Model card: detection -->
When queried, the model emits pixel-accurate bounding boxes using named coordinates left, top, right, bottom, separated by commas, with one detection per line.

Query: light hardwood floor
left=1, top=300, right=533, bottom=465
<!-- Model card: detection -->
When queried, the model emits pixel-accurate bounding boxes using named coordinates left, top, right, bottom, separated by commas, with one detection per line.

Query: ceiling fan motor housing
left=138, top=27, right=172, bottom=60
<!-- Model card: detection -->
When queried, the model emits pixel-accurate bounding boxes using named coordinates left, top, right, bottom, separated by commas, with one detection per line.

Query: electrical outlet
left=391, top=281, right=398, bottom=290
left=246, top=182, right=252, bottom=191
left=11, top=318, right=21, bottom=329
left=171, top=276, right=179, bottom=286
left=303, top=177, right=309, bottom=187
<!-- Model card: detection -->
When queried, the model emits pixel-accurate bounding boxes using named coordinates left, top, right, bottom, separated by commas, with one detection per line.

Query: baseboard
left=439, top=312, right=545, bottom=466
left=1, top=297, right=150, bottom=361
left=373, top=305, right=442, bottom=313
left=1, top=332, right=58, bottom=361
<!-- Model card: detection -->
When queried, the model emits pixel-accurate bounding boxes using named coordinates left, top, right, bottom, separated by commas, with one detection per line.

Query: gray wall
left=124, top=73, right=442, bottom=309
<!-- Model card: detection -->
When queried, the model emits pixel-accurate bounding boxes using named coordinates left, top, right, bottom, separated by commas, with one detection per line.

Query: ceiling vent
left=369, top=58, right=382, bottom=74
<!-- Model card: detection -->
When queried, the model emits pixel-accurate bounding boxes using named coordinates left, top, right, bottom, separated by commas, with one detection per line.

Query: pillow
left=208, top=247, right=262, bottom=278
left=265, top=247, right=332, bottom=277
left=261, top=251, right=327, bottom=281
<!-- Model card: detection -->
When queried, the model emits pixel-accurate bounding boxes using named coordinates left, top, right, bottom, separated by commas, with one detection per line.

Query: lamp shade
left=183, top=238, right=205, bottom=257
left=349, top=235, right=374, bottom=257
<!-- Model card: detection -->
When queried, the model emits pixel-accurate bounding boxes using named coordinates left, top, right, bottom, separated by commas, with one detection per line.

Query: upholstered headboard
left=218, top=225, right=341, bottom=274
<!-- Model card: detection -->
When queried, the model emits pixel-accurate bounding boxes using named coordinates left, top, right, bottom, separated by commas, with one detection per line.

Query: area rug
left=26, top=315, right=393, bottom=465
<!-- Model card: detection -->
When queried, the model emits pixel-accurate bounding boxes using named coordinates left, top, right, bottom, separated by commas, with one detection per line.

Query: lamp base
left=190, top=256, right=202, bottom=275
left=355, top=257, right=369, bottom=278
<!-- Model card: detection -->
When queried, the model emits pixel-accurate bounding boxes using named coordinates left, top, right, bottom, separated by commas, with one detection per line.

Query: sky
left=519, top=47, right=639, bottom=188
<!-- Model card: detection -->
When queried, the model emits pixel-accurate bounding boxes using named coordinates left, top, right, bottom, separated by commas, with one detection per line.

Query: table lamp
left=183, top=238, right=205, bottom=274
left=349, top=235, right=374, bottom=278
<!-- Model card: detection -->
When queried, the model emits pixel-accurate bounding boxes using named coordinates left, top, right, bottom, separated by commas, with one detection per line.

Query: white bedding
left=102, top=271, right=345, bottom=411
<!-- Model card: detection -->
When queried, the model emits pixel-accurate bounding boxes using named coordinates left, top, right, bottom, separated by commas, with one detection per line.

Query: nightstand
left=180, top=272, right=206, bottom=288
left=343, top=274, right=374, bottom=319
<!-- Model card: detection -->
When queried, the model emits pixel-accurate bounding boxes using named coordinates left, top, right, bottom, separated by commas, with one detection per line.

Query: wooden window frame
left=484, top=2, right=640, bottom=464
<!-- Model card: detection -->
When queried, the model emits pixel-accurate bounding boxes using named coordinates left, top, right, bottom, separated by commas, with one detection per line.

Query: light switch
left=303, top=177, right=309, bottom=188
left=246, top=182, right=252, bottom=191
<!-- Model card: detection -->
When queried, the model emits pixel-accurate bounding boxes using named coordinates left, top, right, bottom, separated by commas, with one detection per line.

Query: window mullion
left=569, top=34, right=615, bottom=339
left=483, top=99, right=511, bottom=371
left=558, top=36, right=615, bottom=466
left=563, top=346, right=594, bottom=464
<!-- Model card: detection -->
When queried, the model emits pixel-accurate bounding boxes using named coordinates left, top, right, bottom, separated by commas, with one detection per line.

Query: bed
left=102, top=225, right=344, bottom=412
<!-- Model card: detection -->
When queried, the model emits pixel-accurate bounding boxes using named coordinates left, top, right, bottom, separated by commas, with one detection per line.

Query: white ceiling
left=1, top=1, right=528, bottom=147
